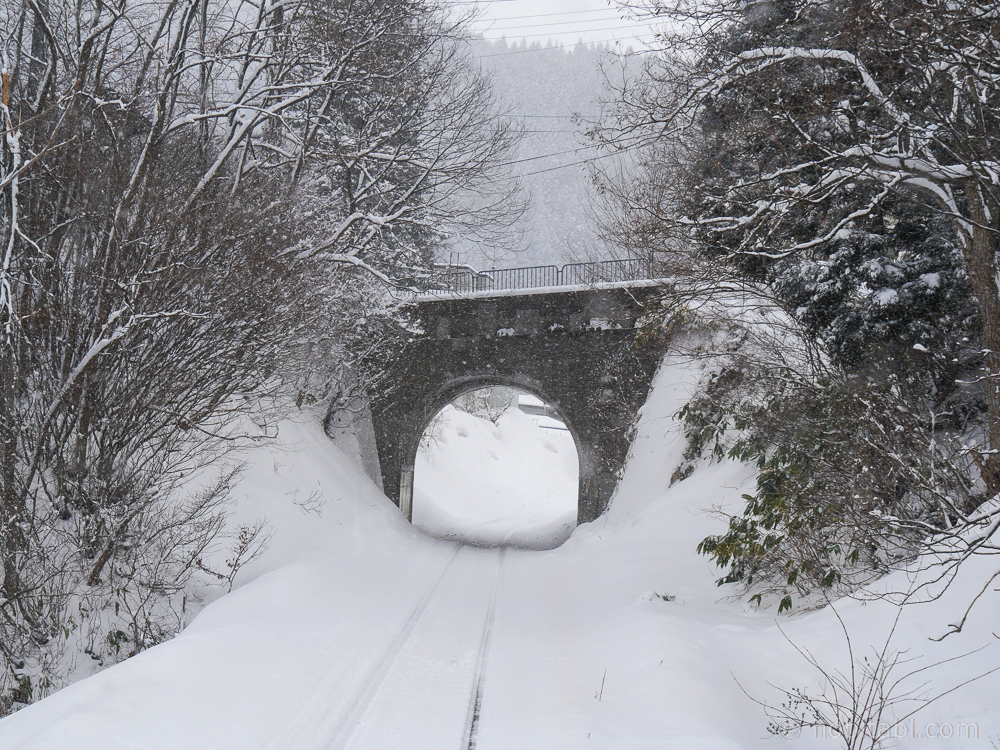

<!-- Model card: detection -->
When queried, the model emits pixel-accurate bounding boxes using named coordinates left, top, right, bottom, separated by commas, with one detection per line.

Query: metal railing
left=427, top=258, right=655, bottom=294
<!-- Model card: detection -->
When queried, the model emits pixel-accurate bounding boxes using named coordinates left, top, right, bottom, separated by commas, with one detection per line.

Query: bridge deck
left=415, top=258, right=661, bottom=300
left=371, top=281, right=670, bottom=523
left=413, top=277, right=668, bottom=303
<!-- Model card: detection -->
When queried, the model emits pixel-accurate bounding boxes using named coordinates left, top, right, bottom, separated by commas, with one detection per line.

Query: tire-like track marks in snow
left=265, top=545, right=508, bottom=750
left=326, top=544, right=471, bottom=750
left=262, top=546, right=462, bottom=750
left=463, top=547, right=505, bottom=750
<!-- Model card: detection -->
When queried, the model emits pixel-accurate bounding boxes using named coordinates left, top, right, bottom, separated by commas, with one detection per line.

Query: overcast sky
left=462, top=0, right=655, bottom=51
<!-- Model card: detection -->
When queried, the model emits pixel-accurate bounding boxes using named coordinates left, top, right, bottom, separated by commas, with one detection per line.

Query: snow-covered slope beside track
left=413, top=404, right=577, bottom=549
left=2, top=357, right=998, bottom=749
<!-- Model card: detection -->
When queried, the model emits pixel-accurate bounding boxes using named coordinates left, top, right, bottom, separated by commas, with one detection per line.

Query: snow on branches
left=597, top=0, right=1000, bottom=621
left=0, top=0, right=520, bottom=710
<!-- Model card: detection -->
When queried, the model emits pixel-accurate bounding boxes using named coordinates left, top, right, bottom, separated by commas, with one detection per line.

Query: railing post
left=426, top=257, right=651, bottom=294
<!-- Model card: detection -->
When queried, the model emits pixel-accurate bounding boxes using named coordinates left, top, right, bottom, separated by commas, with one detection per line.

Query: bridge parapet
left=365, top=282, right=672, bottom=526
left=427, top=257, right=655, bottom=295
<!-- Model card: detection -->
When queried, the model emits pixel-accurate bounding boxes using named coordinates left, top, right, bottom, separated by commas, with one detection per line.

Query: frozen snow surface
left=413, top=404, right=577, bottom=549
left=2, top=355, right=999, bottom=748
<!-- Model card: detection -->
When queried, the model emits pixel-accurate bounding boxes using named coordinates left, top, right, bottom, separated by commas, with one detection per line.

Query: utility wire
left=456, top=2, right=619, bottom=17
left=499, top=143, right=605, bottom=166
left=517, top=147, right=637, bottom=178
left=478, top=25, right=646, bottom=40
left=492, top=131, right=651, bottom=172
left=450, top=0, right=540, bottom=4
left=478, top=38, right=640, bottom=56
left=512, top=114, right=600, bottom=118
left=454, top=2, right=657, bottom=25
left=473, top=13, right=626, bottom=31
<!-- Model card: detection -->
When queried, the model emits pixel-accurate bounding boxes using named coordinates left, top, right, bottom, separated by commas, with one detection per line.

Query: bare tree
left=0, top=0, right=521, bottom=711
left=749, top=605, right=997, bottom=750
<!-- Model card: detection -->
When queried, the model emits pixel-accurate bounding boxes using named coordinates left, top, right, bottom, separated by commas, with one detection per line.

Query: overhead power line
left=457, top=3, right=621, bottom=19
left=473, top=13, right=625, bottom=31
left=478, top=38, right=638, bottom=57
left=480, top=25, right=646, bottom=40
left=517, top=146, right=639, bottom=178
left=494, top=132, right=651, bottom=171
left=499, top=144, right=604, bottom=167
left=513, top=114, right=599, bottom=118
left=452, top=0, right=657, bottom=25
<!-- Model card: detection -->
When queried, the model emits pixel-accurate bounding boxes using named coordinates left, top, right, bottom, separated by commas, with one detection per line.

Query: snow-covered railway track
left=264, top=544, right=506, bottom=750
left=335, top=546, right=506, bottom=750
left=462, top=548, right=505, bottom=750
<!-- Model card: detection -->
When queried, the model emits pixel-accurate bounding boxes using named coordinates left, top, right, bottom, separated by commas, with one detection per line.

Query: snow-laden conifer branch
left=593, top=0, right=1000, bottom=628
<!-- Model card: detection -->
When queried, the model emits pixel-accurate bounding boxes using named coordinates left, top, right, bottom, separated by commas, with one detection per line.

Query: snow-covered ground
left=413, top=404, right=577, bottom=549
left=1, top=356, right=999, bottom=748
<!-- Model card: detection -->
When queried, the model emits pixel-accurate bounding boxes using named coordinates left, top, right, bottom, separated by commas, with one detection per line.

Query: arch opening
left=410, top=385, right=580, bottom=549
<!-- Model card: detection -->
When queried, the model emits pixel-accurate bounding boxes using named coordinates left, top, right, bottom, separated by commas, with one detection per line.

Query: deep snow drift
left=413, top=404, right=577, bottom=549
left=1, top=355, right=998, bottom=749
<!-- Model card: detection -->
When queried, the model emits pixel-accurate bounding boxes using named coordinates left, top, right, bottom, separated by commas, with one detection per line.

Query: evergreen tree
left=598, top=0, right=1000, bottom=611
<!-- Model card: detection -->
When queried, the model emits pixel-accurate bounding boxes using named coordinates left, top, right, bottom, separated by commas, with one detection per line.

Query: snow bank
left=0, top=418, right=458, bottom=749
left=2, top=354, right=998, bottom=749
left=413, top=405, right=577, bottom=549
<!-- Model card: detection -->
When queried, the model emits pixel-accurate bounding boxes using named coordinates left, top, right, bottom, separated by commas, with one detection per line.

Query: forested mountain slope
left=457, top=40, right=634, bottom=268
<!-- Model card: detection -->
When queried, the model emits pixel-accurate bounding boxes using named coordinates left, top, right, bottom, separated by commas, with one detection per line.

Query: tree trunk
left=962, top=185, right=1000, bottom=494
left=0, top=348, right=26, bottom=611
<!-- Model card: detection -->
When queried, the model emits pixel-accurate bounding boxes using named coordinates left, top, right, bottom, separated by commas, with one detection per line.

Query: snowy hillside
left=1, top=355, right=998, bottom=748
left=455, top=40, right=637, bottom=268
left=413, top=404, right=577, bottom=549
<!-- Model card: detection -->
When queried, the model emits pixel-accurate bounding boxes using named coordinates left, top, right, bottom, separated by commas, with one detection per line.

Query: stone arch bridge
left=368, top=260, right=670, bottom=525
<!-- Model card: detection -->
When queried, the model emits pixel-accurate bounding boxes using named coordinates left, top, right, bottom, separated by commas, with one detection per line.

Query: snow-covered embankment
left=1, top=355, right=998, bottom=749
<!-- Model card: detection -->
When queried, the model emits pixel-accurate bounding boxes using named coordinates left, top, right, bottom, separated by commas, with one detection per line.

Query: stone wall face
left=368, top=287, right=670, bottom=523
